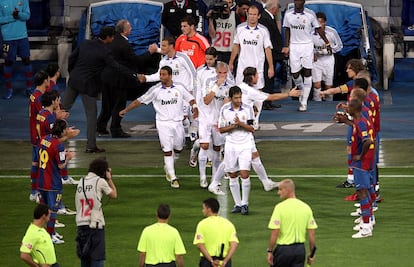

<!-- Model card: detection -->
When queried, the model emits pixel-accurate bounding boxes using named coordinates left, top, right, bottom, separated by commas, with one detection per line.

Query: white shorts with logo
left=312, top=55, right=335, bottom=85
left=223, top=142, right=252, bottom=173
left=289, top=42, right=314, bottom=73
left=198, top=121, right=225, bottom=146
left=156, top=120, right=185, bottom=152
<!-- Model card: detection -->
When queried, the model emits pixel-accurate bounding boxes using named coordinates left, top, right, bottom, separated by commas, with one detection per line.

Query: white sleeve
left=329, top=28, right=343, bottom=53
left=137, top=84, right=158, bottom=104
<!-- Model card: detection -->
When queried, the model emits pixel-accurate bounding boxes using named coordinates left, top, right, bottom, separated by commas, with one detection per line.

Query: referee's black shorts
left=272, top=243, right=305, bottom=267
left=145, top=262, right=176, bottom=267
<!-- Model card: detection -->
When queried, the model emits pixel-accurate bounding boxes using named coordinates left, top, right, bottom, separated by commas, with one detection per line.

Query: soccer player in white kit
left=139, top=36, right=197, bottom=146
left=282, top=0, right=331, bottom=111
left=229, top=4, right=274, bottom=91
left=208, top=67, right=300, bottom=195
left=218, top=86, right=255, bottom=215
left=139, top=36, right=196, bottom=95
left=120, top=66, right=198, bottom=189
left=312, top=12, right=343, bottom=101
left=198, top=62, right=235, bottom=188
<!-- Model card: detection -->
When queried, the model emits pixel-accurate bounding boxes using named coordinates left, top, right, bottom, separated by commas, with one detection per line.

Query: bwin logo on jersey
left=172, top=70, right=179, bottom=76
left=214, top=95, right=226, bottom=101
left=243, top=39, right=258, bottom=46
left=291, top=24, right=305, bottom=30
left=161, top=98, right=178, bottom=105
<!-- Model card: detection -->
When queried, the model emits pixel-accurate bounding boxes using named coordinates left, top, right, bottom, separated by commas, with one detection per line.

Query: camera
left=209, top=0, right=229, bottom=20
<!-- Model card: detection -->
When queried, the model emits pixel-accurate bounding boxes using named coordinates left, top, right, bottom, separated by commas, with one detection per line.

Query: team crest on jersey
left=303, top=19, right=306, bottom=24
left=18, top=1, right=23, bottom=6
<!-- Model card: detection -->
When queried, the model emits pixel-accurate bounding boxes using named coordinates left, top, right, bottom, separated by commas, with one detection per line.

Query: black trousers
left=272, top=243, right=305, bottom=267
left=97, top=83, right=127, bottom=134
left=199, top=257, right=232, bottom=267
left=145, top=262, right=176, bottom=267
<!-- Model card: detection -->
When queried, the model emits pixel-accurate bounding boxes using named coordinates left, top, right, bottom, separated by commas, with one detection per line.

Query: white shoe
left=51, top=234, right=65, bottom=244
left=351, top=206, right=378, bottom=216
left=200, top=178, right=208, bottom=188
left=164, top=166, right=171, bottom=182
left=171, top=179, right=179, bottom=189
left=55, top=220, right=66, bottom=228
left=354, top=217, right=361, bottom=224
left=353, top=224, right=362, bottom=231
left=264, top=180, right=279, bottom=191
left=352, top=228, right=372, bottom=239
left=354, top=203, right=360, bottom=208
left=53, top=232, right=63, bottom=239
left=29, top=192, right=40, bottom=203
left=57, top=207, right=76, bottom=215
left=189, top=159, right=197, bottom=168
left=298, top=104, right=307, bottom=112
left=350, top=210, right=360, bottom=217
left=62, top=176, right=79, bottom=185
left=208, top=185, right=225, bottom=196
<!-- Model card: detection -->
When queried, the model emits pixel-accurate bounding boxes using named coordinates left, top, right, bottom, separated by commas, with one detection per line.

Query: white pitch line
left=2, top=174, right=414, bottom=179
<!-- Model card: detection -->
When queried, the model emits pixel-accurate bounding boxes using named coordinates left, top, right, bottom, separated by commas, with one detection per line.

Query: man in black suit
left=97, top=20, right=158, bottom=138
left=259, top=0, right=284, bottom=110
left=62, top=26, right=138, bottom=153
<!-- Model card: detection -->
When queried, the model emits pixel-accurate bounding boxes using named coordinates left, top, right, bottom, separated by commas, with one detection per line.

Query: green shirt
left=20, top=223, right=56, bottom=265
left=268, top=198, right=317, bottom=245
left=137, top=222, right=186, bottom=265
left=193, top=216, right=239, bottom=258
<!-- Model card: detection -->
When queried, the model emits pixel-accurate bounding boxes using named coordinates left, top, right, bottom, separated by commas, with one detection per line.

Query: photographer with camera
left=207, top=0, right=236, bottom=63
left=75, top=158, right=117, bottom=267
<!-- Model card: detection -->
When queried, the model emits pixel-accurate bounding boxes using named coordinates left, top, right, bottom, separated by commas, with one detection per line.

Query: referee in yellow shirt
left=267, top=179, right=318, bottom=267
left=137, top=204, right=186, bottom=267
left=20, top=204, right=59, bottom=267
left=193, top=198, right=239, bottom=267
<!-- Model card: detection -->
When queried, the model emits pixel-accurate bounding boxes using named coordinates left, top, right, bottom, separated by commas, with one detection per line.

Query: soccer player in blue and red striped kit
left=38, top=119, right=76, bottom=244
left=348, top=99, right=375, bottom=238
left=28, top=71, right=49, bottom=202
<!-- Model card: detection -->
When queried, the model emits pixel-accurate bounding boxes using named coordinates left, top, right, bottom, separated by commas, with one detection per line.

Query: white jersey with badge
left=283, top=8, right=320, bottom=44
left=75, top=172, right=112, bottom=227
left=239, top=82, right=267, bottom=129
left=138, top=82, right=194, bottom=122
left=234, top=23, right=273, bottom=73
left=313, top=26, right=343, bottom=57
left=239, top=82, right=268, bottom=106
left=218, top=102, right=255, bottom=148
left=145, top=52, right=196, bottom=93
left=212, top=11, right=237, bottom=52
left=196, top=65, right=217, bottom=119
left=200, top=77, right=234, bottom=124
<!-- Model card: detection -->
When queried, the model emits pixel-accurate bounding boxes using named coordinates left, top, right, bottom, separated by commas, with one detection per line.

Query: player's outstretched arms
left=119, top=100, right=142, bottom=117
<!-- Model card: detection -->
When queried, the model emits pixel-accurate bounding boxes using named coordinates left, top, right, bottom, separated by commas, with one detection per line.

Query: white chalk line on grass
left=1, top=174, right=414, bottom=179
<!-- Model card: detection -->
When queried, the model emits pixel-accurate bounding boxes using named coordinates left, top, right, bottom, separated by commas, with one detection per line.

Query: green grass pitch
left=1, top=140, right=413, bottom=267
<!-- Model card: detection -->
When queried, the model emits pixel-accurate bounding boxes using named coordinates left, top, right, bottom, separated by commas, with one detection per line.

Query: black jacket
left=68, top=38, right=136, bottom=97
left=259, top=10, right=284, bottom=62
left=101, top=32, right=156, bottom=90
left=162, top=0, right=199, bottom=38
